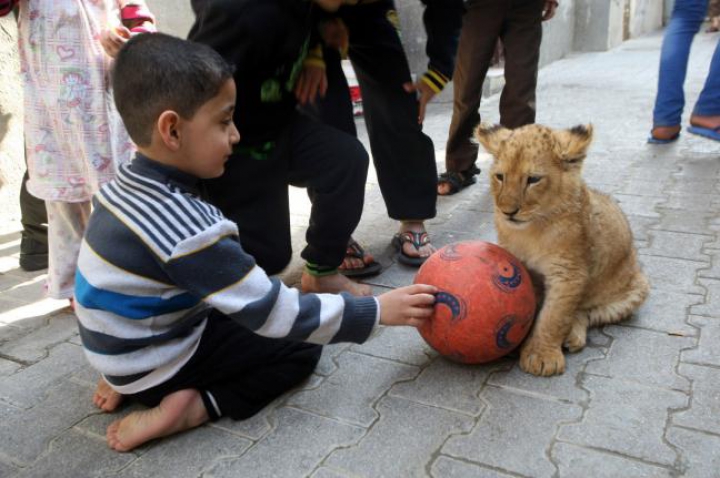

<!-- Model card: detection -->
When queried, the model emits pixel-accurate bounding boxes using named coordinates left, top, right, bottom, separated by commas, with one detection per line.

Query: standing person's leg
left=441, top=0, right=504, bottom=196
left=301, top=47, right=380, bottom=277
left=688, top=36, right=720, bottom=140
left=46, top=200, right=91, bottom=300
left=19, top=170, right=49, bottom=272
left=499, top=0, right=544, bottom=129
left=307, top=47, right=357, bottom=137
left=285, top=116, right=372, bottom=296
left=650, top=0, right=708, bottom=142
left=343, top=1, right=436, bottom=264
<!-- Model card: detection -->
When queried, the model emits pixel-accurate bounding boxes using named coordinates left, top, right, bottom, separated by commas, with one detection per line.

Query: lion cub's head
left=475, top=123, right=594, bottom=228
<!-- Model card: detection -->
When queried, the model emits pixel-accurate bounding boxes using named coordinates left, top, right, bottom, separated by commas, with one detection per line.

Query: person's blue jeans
left=653, top=0, right=720, bottom=127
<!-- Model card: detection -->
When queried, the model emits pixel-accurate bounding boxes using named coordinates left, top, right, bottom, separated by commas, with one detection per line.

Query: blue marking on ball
left=495, top=315, right=517, bottom=349
left=434, top=291, right=466, bottom=322
left=439, top=243, right=463, bottom=262
left=494, top=262, right=522, bottom=292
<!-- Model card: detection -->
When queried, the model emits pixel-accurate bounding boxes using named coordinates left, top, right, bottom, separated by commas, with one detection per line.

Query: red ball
left=414, top=241, right=536, bottom=364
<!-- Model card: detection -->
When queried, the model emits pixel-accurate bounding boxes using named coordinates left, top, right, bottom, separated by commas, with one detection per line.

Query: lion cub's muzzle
left=500, top=207, right=525, bottom=223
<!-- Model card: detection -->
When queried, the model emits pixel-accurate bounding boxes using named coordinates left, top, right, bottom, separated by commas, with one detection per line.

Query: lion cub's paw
left=564, top=335, right=586, bottom=353
left=564, top=316, right=589, bottom=353
left=520, top=343, right=566, bottom=376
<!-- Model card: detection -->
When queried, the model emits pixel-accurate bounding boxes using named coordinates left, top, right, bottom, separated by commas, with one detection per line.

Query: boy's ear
left=157, top=110, right=181, bottom=151
left=475, top=123, right=512, bottom=156
left=553, top=124, right=593, bottom=168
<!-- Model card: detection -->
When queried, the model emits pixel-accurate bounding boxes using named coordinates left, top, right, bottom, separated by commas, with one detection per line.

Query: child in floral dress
left=15, top=0, right=154, bottom=300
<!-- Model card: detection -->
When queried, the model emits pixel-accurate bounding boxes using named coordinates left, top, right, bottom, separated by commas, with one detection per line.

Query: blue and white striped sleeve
left=162, top=220, right=379, bottom=345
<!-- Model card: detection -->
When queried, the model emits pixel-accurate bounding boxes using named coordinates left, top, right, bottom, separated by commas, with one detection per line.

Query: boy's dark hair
left=113, top=33, right=234, bottom=146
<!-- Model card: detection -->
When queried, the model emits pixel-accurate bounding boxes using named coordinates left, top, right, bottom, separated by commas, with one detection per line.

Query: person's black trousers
left=310, top=0, right=437, bottom=222
left=131, top=311, right=322, bottom=421
left=19, top=170, right=49, bottom=271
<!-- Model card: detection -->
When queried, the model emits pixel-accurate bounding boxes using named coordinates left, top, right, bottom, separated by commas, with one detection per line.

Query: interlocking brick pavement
left=1, top=30, right=719, bottom=477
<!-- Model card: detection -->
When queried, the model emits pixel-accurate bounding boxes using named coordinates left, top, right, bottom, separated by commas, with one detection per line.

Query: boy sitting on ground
left=75, top=33, right=436, bottom=452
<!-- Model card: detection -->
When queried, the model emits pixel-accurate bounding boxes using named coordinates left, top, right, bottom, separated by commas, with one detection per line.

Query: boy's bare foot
left=106, top=389, right=208, bottom=452
left=301, top=271, right=372, bottom=296
left=398, top=221, right=436, bottom=261
left=93, top=379, right=124, bottom=412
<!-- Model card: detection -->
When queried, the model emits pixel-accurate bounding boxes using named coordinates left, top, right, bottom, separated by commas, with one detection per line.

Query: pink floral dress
left=19, top=0, right=134, bottom=202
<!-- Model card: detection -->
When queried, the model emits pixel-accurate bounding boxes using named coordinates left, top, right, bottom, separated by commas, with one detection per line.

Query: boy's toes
left=106, top=421, right=128, bottom=452
left=93, top=379, right=124, bottom=412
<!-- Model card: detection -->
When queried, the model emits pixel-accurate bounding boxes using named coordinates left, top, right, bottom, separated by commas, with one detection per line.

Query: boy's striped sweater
left=74, top=154, right=378, bottom=394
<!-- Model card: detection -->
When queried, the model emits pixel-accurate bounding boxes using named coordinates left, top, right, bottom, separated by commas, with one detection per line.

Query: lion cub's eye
left=527, top=176, right=542, bottom=185
left=495, top=173, right=504, bottom=182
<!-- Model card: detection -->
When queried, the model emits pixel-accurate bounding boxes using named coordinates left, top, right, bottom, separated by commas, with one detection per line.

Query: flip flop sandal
left=437, top=165, right=481, bottom=196
left=392, top=231, right=431, bottom=267
left=687, top=125, right=720, bottom=142
left=339, top=239, right=382, bottom=278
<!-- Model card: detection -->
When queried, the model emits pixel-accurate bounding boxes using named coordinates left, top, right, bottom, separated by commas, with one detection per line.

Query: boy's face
left=178, top=79, right=240, bottom=179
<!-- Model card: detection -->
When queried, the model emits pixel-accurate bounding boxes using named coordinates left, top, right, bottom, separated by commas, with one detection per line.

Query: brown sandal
left=437, top=165, right=481, bottom=196
left=392, top=231, right=431, bottom=267
left=339, top=239, right=382, bottom=278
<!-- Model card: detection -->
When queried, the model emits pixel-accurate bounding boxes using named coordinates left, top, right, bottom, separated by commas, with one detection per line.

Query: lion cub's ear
left=475, top=123, right=512, bottom=156
left=553, top=124, right=594, bottom=167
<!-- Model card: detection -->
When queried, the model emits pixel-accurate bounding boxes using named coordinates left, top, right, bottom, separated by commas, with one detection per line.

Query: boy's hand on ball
left=378, top=284, right=437, bottom=328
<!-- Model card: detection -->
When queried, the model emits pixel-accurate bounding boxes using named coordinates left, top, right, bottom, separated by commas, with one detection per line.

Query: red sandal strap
left=121, top=4, right=157, bottom=33
left=398, top=231, right=430, bottom=250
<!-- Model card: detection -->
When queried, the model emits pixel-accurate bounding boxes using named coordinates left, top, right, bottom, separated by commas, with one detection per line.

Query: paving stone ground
left=1, top=30, right=719, bottom=477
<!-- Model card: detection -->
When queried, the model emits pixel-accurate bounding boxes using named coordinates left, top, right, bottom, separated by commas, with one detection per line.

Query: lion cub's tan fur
left=476, top=123, right=649, bottom=377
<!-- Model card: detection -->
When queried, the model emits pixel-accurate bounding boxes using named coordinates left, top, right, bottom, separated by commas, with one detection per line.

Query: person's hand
left=378, top=284, right=437, bottom=328
left=100, top=26, right=131, bottom=58
left=320, top=18, right=349, bottom=56
left=294, top=64, right=328, bottom=105
left=313, top=0, right=343, bottom=12
left=542, top=0, right=558, bottom=21
left=403, top=79, right=437, bottom=124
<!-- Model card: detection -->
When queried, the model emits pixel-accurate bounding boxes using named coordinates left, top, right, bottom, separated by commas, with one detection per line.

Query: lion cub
left=475, top=123, right=650, bottom=377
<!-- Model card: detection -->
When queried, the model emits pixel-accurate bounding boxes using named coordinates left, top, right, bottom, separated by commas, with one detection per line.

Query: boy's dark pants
left=130, top=312, right=322, bottom=421
left=309, top=0, right=437, bottom=221
left=203, top=113, right=368, bottom=275
left=445, top=0, right=544, bottom=175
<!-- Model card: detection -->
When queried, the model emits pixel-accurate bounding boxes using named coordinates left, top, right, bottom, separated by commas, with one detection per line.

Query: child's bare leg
left=93, top=378, right=124, bottom=412
left=106, top=389, right=208, bottom=452
left=301, top=271, right=372, bottom=297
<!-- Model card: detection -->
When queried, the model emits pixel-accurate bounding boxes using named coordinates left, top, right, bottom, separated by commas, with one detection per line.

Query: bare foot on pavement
left=106, top=389, right=208, bottom=452
left=93, top=379, right=124, bottom=412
